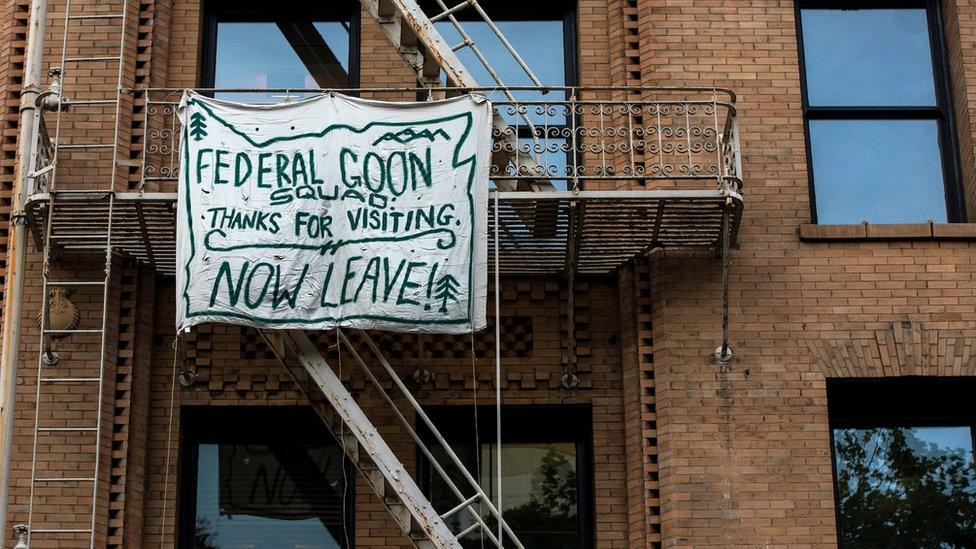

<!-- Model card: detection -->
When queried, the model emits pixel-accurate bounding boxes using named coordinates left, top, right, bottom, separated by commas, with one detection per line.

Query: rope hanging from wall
left=160, top=332, right=183, bottom=546
left=492, top=191, right=503, bottom=546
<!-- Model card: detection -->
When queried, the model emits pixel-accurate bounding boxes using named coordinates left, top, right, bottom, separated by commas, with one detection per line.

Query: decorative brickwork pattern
left=635, top=257, right=662, bottom=548
left=809, top=320, right=976, bottom=378
left=6, top=1, right=976, bottom=548
left=944, top=0, right=976, bottom=219
left=107, top=261, right=155, bottom=547
left=106, top=262, right=139, bottom=546
left=124, top=0, right=158, bottom=192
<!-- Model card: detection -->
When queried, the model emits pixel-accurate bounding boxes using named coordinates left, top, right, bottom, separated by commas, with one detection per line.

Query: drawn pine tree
left=189, top=112, right=208, bottom=141
left=433, top=274, right=461, bottom=313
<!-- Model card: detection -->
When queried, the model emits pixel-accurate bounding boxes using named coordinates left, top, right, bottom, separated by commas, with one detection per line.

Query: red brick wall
left=639, top=2, right=976, bottom=547
left=138, top=277, right=633, bottom=549
left=3, top=1, right=976, bottom=548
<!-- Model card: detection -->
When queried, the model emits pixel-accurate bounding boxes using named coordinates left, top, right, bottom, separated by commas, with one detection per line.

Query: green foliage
left=194, top=516, right=220, bottom=549
left=500, top=447, right=579, bottom=549
left=834, top=428, right=976, bottom=548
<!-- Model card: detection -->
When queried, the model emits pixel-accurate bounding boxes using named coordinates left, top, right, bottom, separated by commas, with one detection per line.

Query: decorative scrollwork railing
left=143, top=100, right=180, bottom=184
left=27, top=114, right=56, bottom=195
left=138, top=87, right=741, bottom=194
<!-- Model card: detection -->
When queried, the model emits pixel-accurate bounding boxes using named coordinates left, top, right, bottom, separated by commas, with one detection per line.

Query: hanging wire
left=470, top=333, right=485, bottom=549
left=160, top=333, right=181, bottom=546
left=492, top=191, right=503, bottom=547
left=336, top=328, right=351, bottom=548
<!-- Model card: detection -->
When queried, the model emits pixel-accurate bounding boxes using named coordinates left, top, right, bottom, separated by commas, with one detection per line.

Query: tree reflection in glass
left=832, top=426, right=976, bottom=548
left=430, top=441, right=580, bottom=549
left=478, top=443, right=579, bottom=549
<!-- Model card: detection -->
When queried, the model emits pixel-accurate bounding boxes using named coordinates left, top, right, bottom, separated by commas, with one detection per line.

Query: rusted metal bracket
left=714, top=196, right=734, bottom=363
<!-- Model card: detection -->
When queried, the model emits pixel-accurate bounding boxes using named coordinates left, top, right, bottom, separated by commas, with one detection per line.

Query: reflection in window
left=797, top=3, right=959, bottom=224
left=422, top=407, right=591, bottom=549
left=429, top=442, right=581, bottom=549
left=809, top=120, right=947, bottom=224
left=192, top=443, right=348, bottom=549
left=208, top=8, right=354, bottom=103
left=480, top=443, right=579, bottom=549
left=832, top=426, right=976, bottom=547
left=800, top=9, right=936, bottom=107
left=181, top=408, right=352, bottom=549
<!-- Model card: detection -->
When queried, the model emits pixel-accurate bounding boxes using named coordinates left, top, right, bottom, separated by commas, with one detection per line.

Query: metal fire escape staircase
left=259, top=329, right=524, bottom=549
left=361, top=0, right=553, bottom=192
left=257, top=5, right=565, bottom=545
left=252, top=5, right=547, bottom=546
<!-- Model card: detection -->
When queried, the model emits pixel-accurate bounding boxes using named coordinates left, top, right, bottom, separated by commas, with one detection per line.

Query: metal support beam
left=715, top=197, right=733, bottom=363
left=258, top=329, right=461, bottom=548
left=0, top=0, right=51, bottom=530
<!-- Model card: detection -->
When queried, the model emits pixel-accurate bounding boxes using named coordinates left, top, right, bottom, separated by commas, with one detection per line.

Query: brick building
left=0, top=0, right=973, bottom=548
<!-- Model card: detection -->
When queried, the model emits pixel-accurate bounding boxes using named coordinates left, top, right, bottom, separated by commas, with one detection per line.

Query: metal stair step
left=387, top=501, right=413, bottom=532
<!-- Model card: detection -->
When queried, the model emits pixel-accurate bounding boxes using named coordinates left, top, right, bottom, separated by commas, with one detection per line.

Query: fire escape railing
left=113, top=86, right=741, bottom=195
left=23, top=86, right=743, bottom=278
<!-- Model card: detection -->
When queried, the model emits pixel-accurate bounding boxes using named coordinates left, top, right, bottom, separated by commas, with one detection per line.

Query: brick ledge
left=799, top=222, right=976, bottom=241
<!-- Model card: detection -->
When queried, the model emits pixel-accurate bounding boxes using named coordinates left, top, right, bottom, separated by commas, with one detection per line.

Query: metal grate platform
left=24, top=189, right=740, bottom=277
left=25, top=192, right=178, bottom=274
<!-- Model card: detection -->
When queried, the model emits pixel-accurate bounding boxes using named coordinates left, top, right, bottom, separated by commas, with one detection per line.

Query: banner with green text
left=176, top=91, right=490, bottom=333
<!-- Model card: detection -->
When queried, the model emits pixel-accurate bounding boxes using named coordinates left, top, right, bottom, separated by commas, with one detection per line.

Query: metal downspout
left=715, top=196, right=733, bottom=363
left=0, top=0, right=51, bottom=535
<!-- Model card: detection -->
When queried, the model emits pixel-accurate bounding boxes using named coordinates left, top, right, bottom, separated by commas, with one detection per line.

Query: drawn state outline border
left=180, top=97, right=480, bottom=327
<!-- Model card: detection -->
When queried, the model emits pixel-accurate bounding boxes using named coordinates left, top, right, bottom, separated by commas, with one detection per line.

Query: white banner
left=176, top=91, right=489, bottom=333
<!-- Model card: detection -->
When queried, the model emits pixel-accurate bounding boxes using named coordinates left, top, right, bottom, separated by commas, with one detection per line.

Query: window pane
left=832, top=427, right=976, bottom=548
left=436, top=20, right=567, bottom=124
left=427, top=441, right=478, bottom=528
left=193, top=443, right=348, bottom=549
left=436, top=20, right=565, bottom=87
left=214, top=21, right=350, bottom=103
left=809, top=119, right=947, bottom=224
left=480, top=442, right=579, bottom=549
left=801, top=9, right=936, bottom=106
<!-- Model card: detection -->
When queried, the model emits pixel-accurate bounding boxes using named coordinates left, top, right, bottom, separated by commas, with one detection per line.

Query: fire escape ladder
left=22, top=0, right=131, bottom=546
left=359, top=0, right=552, bottom=192
left=258, top=328, right=525, bottom=549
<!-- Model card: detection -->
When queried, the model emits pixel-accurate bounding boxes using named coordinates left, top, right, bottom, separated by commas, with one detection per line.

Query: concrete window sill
left=799, top=222, right=976, bottom=241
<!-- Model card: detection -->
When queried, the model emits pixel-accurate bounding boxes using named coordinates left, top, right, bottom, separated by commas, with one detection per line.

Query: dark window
left=797, top=1, right=963, bottom=224
left=179, top=407, right=354, bottom=549
left=828, top=378, right=976, bottom=548
left=419, top=406, right=593, bottom=549
left=201, top=0, right=359, bottom=102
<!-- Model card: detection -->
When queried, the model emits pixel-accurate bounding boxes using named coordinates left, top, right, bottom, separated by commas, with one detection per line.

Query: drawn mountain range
left=372, top=127, right=450, bottom=146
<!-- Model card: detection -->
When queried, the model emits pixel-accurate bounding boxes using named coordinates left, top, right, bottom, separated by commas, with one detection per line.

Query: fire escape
left=9, top=0, right=743, bottom=547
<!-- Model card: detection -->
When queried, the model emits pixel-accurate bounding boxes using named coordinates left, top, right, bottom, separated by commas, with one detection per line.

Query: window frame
left=421, top=0, right=580, bottom=187
left=178, top=406, right=356, bottom=549
left=417, top=405, right=595, bottom=549
left=795, top=0, right=966, bottom=224
left=418, top=0, right=578, bottom=88
left=199, top=0, right=361, bottom=90
left=418, top=1, right=578, bottom=141
left=827, top=377, right=976, bottom=549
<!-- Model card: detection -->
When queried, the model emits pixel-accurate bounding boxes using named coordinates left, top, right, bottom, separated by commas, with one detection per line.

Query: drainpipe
left=714, top=195, right=734, bottom=363
left=0, top=0, right=52, bottom=536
